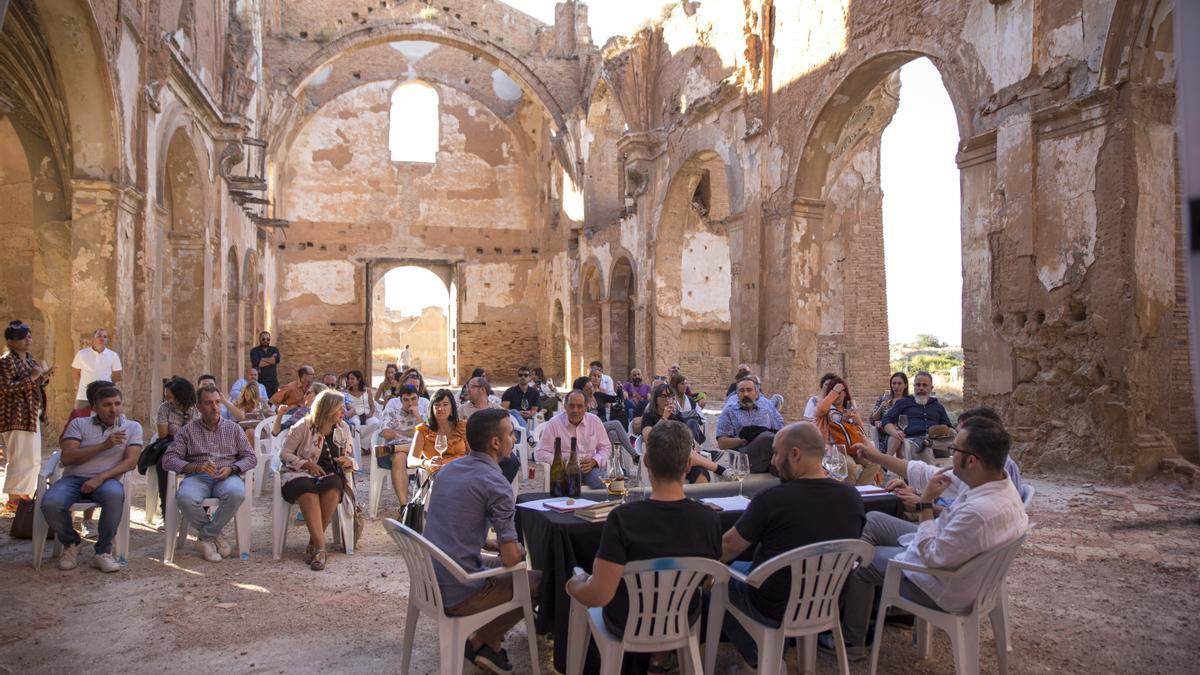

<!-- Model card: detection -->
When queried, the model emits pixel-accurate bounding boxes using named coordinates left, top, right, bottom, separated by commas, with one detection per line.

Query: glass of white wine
left=606, top=452, right=628, bottom=501
left=731, top=451, right=750, bottom=497
left=830, top=444, right=849, bottom=482
left=434, top=434, right=448, bottom=457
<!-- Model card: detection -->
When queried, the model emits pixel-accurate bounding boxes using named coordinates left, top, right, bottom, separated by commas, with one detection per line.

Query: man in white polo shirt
left=71, top=328, right=123, bottom=409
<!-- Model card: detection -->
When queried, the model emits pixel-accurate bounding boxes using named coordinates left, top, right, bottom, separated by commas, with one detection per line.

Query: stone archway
left=552, top=299, right=568, bottom=384
left=579, top=261, right=604, bottom=378
left=608, top=256, right=636, bottom=380
left=369, top=263, right=454, bottom=382
left=225, top=247, right=241, bottom=388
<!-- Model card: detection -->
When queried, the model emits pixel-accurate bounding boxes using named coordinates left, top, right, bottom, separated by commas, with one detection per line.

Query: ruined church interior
left=0, top=0, right=1196, bottom=673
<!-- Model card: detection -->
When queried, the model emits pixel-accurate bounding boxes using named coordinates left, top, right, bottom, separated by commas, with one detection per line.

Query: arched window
left=389, top=81, right=439, bottom=163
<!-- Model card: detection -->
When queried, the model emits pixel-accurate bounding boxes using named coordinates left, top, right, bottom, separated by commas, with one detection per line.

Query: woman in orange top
left=814, top=377, right=881, bottom=485
left=410, top=388, right=468, bottom=475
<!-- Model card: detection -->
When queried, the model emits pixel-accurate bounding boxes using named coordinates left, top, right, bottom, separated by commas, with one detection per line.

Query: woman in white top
left=344, top=370, right=380, bottom=452
left=669, top=372, right=696, bottom=413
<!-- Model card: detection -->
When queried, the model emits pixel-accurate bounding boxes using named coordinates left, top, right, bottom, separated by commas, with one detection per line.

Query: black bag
left=137, top=436, right=172, bottom=475
left=400, top=476, right=432, bottom=533
left=738, top=425, right=773, bottom=443
left=10, top=498, right=36, bottom=539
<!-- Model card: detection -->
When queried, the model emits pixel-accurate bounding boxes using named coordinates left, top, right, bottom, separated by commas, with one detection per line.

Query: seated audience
left=423, top=408, right=540, bottom=674
left=161, top=385, right=257, bottom=563
left=813, top=377, right=881, bottom=485
left=270, top=365, right=316, bottom=408
left=574, top=376, right=635, bottom=465
left=501, top=366, right=540, bottom=428
left=567, top=420, right=721, bottom=669
left=321, top=372, right=339, bottom=389
left=278, top=389, right=358, bottom=571
left=154, top=377, right=199, bottom=511
left=716, top=378, right=784, bottom=473
left=621, top=368, right=651, bottom=420
left=376, top=385, right=424, bottom=507
left=459, top=367, right=488, bottom=402
left=43, top=386, right=143, bottom=572
left=588, top=368, right=627, bottom=427
left=802, top=372, right=839, bottom=421
left=411, top=388, right=468, bottom=475
left=726, top=364, right=753, bottom=397
left=669, top=372, right=707, bottom=441
left=640, top=383, right=723, bottom=483
left=271, top=383, right=327, bottom=436
left=532, top=367, right=560, bottom=414
left=534, top=390, right=612, bottom=489
left=869, top=371, right=909, bottom=442
left=881, top=370, right=952, bottom=458
left=589, top=360, right=617, bottom=396
left=838, top=415, right=1028, bottom=659
left=231, top=379, right=272, bottom=447
left=229, top=366, right=269, bottom=401
left=719, top=422, right=864, bottom=667
left=344, top=370, right=377, bottom=425
left=58, top=379, right=115, bottom=535
left=196, top=374, right=245, bottom=422
left=375, top=363, right=402, bottom=405
left=399, top=367, right=431, bottom=399
left=461, top=376, right=502, bottom=419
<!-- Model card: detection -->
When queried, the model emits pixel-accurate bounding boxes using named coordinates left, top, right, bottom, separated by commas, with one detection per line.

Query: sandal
left=304, top=543, right=317, bottom=565
left=310, top=549, right=327, bottom=571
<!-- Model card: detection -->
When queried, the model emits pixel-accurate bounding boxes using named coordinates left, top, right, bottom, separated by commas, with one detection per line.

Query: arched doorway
left=579, top=262, right=604, bottom=376
left=609, top=257, right=636, bottom=381
left=225, top=247, right=241, bottom=388
left=370, top=265, right=452, bottom=383
left=880, top=58, right=964, bottom=408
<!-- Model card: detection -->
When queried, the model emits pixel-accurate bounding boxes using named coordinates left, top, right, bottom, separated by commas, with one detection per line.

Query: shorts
left=281, top=475, right=344, bottom=504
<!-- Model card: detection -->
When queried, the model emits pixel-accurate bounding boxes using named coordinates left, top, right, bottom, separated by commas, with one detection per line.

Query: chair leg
left=145, top=472, right=159, bottom=526
left=31, top=505, right=48, bottom=570
left=523, top=598, right=540, bottom=675
left=400, top=608, right=418, bottom=675
left=1000, top=584, right=1014, bottom=652
left=596, top=640, right=624, bottom=675
left=915, top=618, right=933, bottom=660
left=565, top=600, right=588, bottom=675
left=757, top=630, right=785, bottom=675
left=234, top=503, right=251, bottom=560
left=163, top=502, right=179, bottom=564
left=868, top=600, right=891, bottom=675
left=441, top=625, right=465, bottom=675
left=117, top=493, right=132, bottom=564
left=678, top=636, right=703, bottom=675
left=369, top=469, right=383, bottom=518
left=832, top=621, right=852, bottom=675
left=949, top=616, right=981, bottom=675
left=802, top=633, right=818, bottom=674
left=990, top=604, right=1009, bottom=675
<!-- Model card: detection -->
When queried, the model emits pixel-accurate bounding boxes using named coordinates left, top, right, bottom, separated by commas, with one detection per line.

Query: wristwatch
left=915, top=502, right=934, bottom=513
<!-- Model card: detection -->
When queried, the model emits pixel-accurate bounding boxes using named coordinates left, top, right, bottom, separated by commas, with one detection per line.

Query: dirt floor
left=0, top=466, right=1197, bottom=675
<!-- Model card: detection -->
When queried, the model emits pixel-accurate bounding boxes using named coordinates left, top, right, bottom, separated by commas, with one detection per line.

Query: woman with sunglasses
left=2, top=320, right=53, bottom=514
left=639, top=383, right=723, bottom=483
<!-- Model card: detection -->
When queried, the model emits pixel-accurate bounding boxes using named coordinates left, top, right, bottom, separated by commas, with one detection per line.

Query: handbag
left=137, top=436, right=173, bottom=475
left=10, top=498, right=41, bottom=539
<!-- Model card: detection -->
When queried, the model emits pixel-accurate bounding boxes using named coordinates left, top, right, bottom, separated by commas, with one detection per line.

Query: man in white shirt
left=835, top=415, right=1028, bottom=659
left=400, top=344, right=413, bottom=370
left=460, top=376, right=502, bottom=419
left=588, top=360, right=616, bottom=396
left=71, top=329, right=123, bottom=408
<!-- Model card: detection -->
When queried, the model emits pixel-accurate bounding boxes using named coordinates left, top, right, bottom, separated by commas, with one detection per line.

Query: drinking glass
left=606, top=452, right=628, bottom=501
left=434, top=434, right=448, bottom=457
left=897, top=414, right=909, bottom=433
left=830, top=444, right=849, bottom=482
left=731, top=452, right=750, bottom=497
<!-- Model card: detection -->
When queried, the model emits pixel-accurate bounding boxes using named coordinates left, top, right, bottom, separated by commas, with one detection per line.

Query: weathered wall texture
left=2, top=0, right=1193, bottom=480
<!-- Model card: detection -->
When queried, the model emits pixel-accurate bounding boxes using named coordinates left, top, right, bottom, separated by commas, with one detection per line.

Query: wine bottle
left=565, top=436, right=582, bottom=498
left=549, top=437, right=567, bottom=497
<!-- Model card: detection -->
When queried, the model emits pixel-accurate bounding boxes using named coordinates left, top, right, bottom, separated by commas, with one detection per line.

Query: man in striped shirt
left=162, top=385, right=257, bottom=562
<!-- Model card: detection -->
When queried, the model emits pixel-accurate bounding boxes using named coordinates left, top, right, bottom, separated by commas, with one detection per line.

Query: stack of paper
left=700, top=495, right=751, bottom=511
left=543, top=497, right=601, bottom=513
left=574, top=500, right=621, bottom=522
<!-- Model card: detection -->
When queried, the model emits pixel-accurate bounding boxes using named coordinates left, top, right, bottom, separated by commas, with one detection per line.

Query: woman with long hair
left=639, top=383, right=723, bottom=483
left=1, top=320, right=52, bottom=513
left=870, top=371, right=909, bottom=443
left=279, top=389, right=358, bottom=570
left=410, top=388, right=467, bottom=474
left=232, top=379, right=272, bottom=446
left=374, top=363, right=402, bottom=405
left=814, top=377, right=880, bottom=485
left=344, top=369, right=380, bottom=454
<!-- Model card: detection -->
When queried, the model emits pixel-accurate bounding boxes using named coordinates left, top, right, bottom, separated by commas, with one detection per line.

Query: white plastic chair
left=32, top=451, right=134, bottom=569
left=1019, top=483, right=1034, bottom=508
left=162, top=469, right=254, bottom=564
left=566, top=557, right=730, bottom=675
left=271, top=453, right=355, bottom=559
left=383, top=519, right=540, bottom=675
left=143, top=433, right=161, bottom=525
left=512, top=423, right=527, bottom=497
left=252, top=416, right=277, bottom=497
left=719, top=539, right=875, bottom=675
left=368, top=429, right=427, bottom=518
left=868, top=533, right=1028, bottom=675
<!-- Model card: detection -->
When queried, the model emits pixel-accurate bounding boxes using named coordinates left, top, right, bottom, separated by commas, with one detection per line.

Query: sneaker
left=197, top=539, right=222, bottom=562
left=214, top=536, right=233, bottom=558
left=817, top=633, right=867, bottom=662
left=93, top=552, right=121, bottom=573
left=58, top=543, right=80, bottom=570
left=472, top=644, right=514, bottom=675
left=82, top=520, right=99, bottom=538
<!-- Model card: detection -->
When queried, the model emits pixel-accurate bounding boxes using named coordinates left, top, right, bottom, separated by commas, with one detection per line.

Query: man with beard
left=881, top=370, right=952, bottom=458
left=715, top=378, right=784, bottom=473
left=621, top=367, right=651, bottom=420
left=249, top=331, right=281, bottom=398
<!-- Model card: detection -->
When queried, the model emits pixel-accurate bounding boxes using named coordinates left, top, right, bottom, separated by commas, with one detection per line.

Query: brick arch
left=608, top=254, right=638, bottom=380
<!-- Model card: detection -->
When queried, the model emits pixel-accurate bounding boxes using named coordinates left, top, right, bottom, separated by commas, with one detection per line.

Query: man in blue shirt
left=423, top=408, right=540, bottom=674
left=881, top=371, right=951, bottom=457
left=229, top=366, right=269, bottom=401
left=717, top=378, right=785, bottom=473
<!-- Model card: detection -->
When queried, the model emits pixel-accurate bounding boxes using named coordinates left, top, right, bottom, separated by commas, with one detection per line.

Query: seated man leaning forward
left=837, top=415, right=1028, bottom=659
left=423, top=408, right=541, bottom=675
left=880, top=370, right=952, bottom=459
left=567, top=420, right=721, bottom=669
left=161, top=385, right=258, bottom=563
left=43, top=386, right=143, bottom=572
left=719, top=422, right=864, bottom=668
left=533, top=389, right=612, bottom=489
left=716, top=377, right=784, bottom=474
left=376, top=384, right=423, bottom=508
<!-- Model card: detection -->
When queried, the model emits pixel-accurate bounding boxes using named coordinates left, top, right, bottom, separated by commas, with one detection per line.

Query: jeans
left=508, top=410, right=529, bottom=430
left=176, top=474, right=245, bottom=542
left=581, top=468, right=606, bottom=490
left=41, top=475, right=124, bottom=554
left=722, top=560, right=780, bottom=666
left=842, top=511, right=941, bottom=647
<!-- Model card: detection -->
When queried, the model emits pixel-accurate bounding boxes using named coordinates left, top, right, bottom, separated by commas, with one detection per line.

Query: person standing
left=70, top=328, right=122, bottom=409
left=399, top=344, right=413, bottom=370
left=1, top=320, right=53, bottom=514
left=249, top=331, right=281, bottom=398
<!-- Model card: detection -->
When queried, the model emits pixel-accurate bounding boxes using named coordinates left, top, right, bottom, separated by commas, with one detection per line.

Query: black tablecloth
left=515, top=484, right=902, bottom=673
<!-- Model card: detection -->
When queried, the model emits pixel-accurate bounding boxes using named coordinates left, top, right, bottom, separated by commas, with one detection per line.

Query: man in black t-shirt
left=719, top=422, right=865, bottom=667
left=567, top=420, right=721, bottom=656
left=500, top=366, right=540, bottom=428
left=249, top=331, right=282, bottom=397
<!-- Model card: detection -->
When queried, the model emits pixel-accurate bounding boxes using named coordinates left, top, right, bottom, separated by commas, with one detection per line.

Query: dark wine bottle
left=565, top=436, right=582, bottom=498
left=549, top=437, right=568, bottom=497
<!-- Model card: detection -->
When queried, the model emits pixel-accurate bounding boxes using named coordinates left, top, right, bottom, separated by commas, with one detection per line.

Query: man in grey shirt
left=423, top=408, right=540, bottom=675
left=42, top=386, right=142, bottom=572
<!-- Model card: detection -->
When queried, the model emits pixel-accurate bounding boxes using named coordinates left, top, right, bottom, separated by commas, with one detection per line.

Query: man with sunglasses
left=500, top=367, right=540, bottom=428
left=831, top=414, right=1028, bottom=660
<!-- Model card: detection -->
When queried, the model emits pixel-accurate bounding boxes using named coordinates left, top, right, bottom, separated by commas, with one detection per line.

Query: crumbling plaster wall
left=584, top=0, right=1194, bottom=476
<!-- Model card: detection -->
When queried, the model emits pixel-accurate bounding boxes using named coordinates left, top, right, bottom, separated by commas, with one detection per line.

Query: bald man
left=718, top=422, right=866, bottom=668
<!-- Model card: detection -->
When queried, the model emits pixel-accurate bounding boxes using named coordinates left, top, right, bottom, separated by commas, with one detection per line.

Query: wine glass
left=828, top=445, right=849, bottom=482
left=822, top=445, right=837, bottom=473
left=730, top=452, right=750, bottom=497
left=897, top=414, right=909, bottom=434
left=434, top=434, right=448, bottom=457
